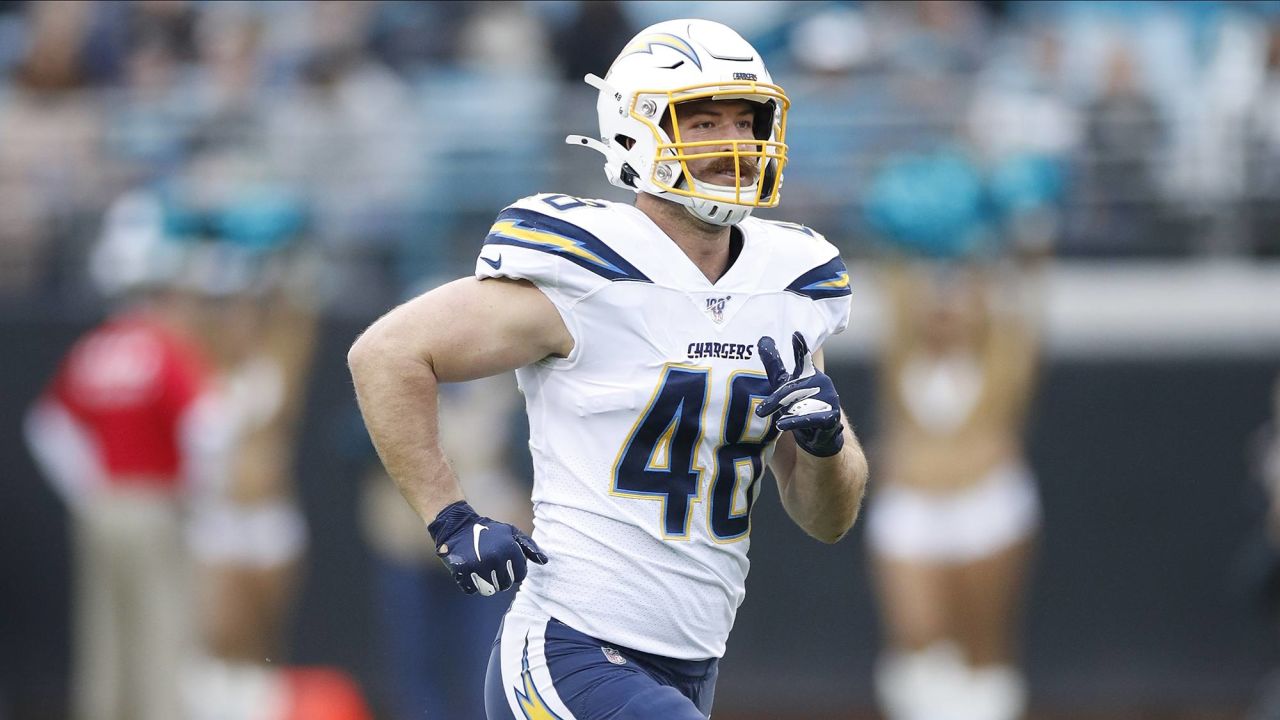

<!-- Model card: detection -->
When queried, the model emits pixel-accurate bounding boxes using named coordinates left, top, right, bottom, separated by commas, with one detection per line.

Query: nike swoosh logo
left=481, top=254, right=502, bottom=270
left=473, top=523, right=488, bottom=558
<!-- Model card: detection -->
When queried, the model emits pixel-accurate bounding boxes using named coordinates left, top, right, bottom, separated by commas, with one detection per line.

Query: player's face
left=663, top=99, right=760, bottom=186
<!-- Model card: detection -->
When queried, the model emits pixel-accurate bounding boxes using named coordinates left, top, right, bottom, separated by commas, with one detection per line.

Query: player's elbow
left=346, top=327, right=379, bottom=382
left=835, top=454, right=871, bottom=541
left=810, top=464, right=869, bottom=544
left=791, top=499, right=859, bottom=544
left=811, top=511, right=857, bottom=544
left=347, top=319, right=398, bottom=387
left=850, top=449, right=870, bottom=497
left=812, top=529, right=845, bottom=545
left=348, top=316, right=438, bottom=394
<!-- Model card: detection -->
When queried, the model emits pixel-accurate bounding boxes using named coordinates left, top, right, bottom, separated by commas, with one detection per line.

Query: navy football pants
left=484, top=607, right=717, bottom=719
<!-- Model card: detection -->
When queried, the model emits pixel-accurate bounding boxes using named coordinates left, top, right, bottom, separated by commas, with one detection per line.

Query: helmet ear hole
left=614, top=134, right=636, bottom=150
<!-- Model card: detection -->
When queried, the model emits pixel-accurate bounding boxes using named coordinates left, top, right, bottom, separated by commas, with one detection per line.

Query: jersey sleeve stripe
left=784, top=256, right=852, bottom=300
left=485, top=208, right=651, bottom=283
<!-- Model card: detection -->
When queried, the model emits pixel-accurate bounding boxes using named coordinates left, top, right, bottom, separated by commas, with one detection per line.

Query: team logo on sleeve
left=785, top=256, right=851, bottom=300
left=485, top=208, right=651, bottom=283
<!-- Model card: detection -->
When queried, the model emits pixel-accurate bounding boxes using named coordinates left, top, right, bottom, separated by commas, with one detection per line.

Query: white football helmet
left=567, top=19, right=790, bottom=226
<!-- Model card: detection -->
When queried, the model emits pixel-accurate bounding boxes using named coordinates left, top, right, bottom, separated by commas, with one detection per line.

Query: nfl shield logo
left=601, top=646, right=627, bottom=665
left=705, top=296, right=731, bottom=324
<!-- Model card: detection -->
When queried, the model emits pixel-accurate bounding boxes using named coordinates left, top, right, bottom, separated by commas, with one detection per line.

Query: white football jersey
left=475, top=193, right=852, bottom=660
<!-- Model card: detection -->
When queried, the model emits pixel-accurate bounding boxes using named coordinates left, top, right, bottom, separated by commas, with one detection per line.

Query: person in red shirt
left=24, top=193, right=227, bottom=720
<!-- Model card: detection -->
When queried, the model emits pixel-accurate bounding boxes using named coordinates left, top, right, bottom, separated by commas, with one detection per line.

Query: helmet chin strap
left=674, top=177, right=756, bottom=227
left=683, top=199, right=751, bottom=227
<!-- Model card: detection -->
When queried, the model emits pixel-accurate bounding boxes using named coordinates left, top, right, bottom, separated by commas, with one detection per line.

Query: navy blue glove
left=755, top=332, right=845, bottom=457
left=427, top=501, right=547, bottom=596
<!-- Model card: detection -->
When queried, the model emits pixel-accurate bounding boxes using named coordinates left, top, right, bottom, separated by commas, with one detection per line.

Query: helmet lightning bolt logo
left=514, top=634, right=564, bottom=720
left=619, top=33, right=702, bottom=70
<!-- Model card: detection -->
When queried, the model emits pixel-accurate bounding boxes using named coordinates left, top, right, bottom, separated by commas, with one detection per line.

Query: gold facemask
left=629, top=81, right=790, bottom=208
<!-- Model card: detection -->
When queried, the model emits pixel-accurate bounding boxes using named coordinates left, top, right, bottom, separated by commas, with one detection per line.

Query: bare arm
left=768, top=349, right=870, bottom=543
left=347, top=277, right=573, bottom=524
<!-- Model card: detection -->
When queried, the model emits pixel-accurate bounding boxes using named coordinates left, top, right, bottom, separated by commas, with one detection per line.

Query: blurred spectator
left=1070, top=44, right=1163, bottom=256
left=6, top=0, right=1280, bottom=311
left=368, top=1, right=470, bottom=75
left=0, top=1, right=104, bottom=299
left=1246, top=375, right=1280, bottom=720
left=456, top=0, right=552, bottom=75
left=402, top=3, right=557, bottom=282
left=184, top=254, right=313, bottom=669
left=864, top=147, right=991, bottom=259
left=22, top=190, right=224, bottom=720
left=264, top=21, right=420, bottom=315
left=547, top=0, right=634, bottom=83
left=159, top=167, right=320, bottom=701
left=187, top=5, right=267, bottom=152
left=100, top=14, right=194, bottom=186
left=868, top=254, right=1044, bottom=720
left=79, top=1, right=199, bottom=87
left=12, top=0, right=93, bottom=92
left=358, top=373, right=529, bottom=720
left=874, top=0, right=993, bottom=76
left=966, top=29, right=1080, bottom=171
left=788, top=5, right=874, bottom=76
left=0, top=1, right=28, bottom=73
left=1246, top=20, right=1280, bottom=256
left=123, top=164, right=377, bottom=719
left=779, top=5, right=880, bottom=235
left=966, top=28, right=1075, bottom=254
left=619, top=0, right=793, bottom=46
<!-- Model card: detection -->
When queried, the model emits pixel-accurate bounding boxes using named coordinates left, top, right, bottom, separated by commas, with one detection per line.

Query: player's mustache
left=704, top=157, right=759, bottom=180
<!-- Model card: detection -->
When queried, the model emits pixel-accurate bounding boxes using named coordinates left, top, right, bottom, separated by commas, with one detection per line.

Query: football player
left=349, top=19, right=869, bottom=719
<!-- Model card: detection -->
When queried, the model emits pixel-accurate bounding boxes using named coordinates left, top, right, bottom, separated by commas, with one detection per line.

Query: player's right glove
left=427, top=501, right=548, bottom=596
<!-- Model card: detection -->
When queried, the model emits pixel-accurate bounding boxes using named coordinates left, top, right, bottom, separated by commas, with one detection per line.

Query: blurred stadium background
left=2, top=1, right=1280, bottom=718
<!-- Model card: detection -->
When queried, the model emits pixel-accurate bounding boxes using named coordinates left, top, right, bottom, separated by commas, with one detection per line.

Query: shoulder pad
left=744, top=218, right=850, bottom=300
left=484, top=195, right=650, bottom=283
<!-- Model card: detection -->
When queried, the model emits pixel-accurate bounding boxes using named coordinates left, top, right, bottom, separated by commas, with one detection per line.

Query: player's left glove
left=427, top=501, right=548, bottom=596
left=756, top=332, right=845, bottom=457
